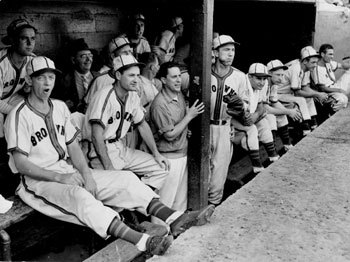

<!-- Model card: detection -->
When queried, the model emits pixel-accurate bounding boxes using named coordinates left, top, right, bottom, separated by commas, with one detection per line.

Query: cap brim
left=215, top=41, right=240, bottom=50
left=250, top=73, right=271, bottom=77
left=301, top=54, right=321, bottom=61
left=30, top=68, right=62, bottom=77
left=117, top=62, right=145, bottom=72
left=269, top=65, right=288, bottom=71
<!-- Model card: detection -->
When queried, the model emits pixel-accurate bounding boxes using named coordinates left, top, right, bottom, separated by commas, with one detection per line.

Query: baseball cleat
left=145, top=235, right=173, bottom=256
left=253, top=166, right=265, bottom=174
left=170, top=204, right=215, bottom=237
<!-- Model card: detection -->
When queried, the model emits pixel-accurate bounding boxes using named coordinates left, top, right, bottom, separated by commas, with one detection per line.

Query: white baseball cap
left=26, top=56, right=61, bottom=77
left=213, top=35, right=240, bottom=50
left=248, top=63, right=271, bottom=77
left=267, top=59, right=288, bottom=72
left=112, top=54, right=144, bottom=72
left=301, top=46, right=320, bottom=61
left=133, top=13, right=145, bottom=21
left=108, top=37, right=130, bottom=54
left=171, top=17, right=183, bottom=28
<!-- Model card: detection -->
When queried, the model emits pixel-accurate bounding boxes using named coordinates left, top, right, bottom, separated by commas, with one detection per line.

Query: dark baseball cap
left=2, top=19, right=37, bottom=46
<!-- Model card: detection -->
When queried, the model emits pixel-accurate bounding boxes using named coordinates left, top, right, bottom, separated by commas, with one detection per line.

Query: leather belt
left=210, top=119, right=227, bottom=125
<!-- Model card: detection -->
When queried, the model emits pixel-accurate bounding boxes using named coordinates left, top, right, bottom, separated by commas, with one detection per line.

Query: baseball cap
left=248, top=63, right=271, bottom=77
left=213, top=35, right=240, bottom=50
left=171, top=17, right=183, bottom=28
left=26, top=56, right=62, bottom=77
left=301, top=46, right=320, bottom=61
left=267, top=59, right=288, bottom=72
left=108, top=37, right=130, bottom=54
left=133, top=13, right=145, bottom=21
left=2, top=19, right=37, bottom=45
left=112, top=54, right=144, bottom=72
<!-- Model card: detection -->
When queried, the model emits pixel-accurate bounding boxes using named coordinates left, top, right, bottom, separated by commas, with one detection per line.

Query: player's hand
left=154, top=153, right=170, bottom=171
left=60, top=172, right=85, bottom=186
left=83, top=175, right=98, bottom=197
left=288, top=108, right=303, bottom=122
left=187, top=129, right=192, bottom=138
left=315, top=92, right=328, bottom=103
left=186, top=99, right=204, bottom=120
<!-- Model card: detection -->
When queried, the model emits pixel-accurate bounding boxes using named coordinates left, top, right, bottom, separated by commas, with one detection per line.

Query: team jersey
left=262, top=82, right=279, bottom=105
left=84, top=71, right=115, bottom=106
left=247, top=78, right=266, bottom=114
left=277, top=59, right=310, bottom=95
left=156, top=30, right=176, bottom=63
left=5, top=99, right=79, bottom=173
left=130, top=37, right=151, bottom=58
left=0, top=48, right=34, bottom=102
left=311, top=61, right=338, bottom=87
left=139, top=75, right=159, bottom=114
left=211, top=67, right=250, bottom=122
left=83, top=85, right=145, bottom=143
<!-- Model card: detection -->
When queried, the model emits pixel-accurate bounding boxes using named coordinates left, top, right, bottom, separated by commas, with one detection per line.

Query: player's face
left=74, top=50, right=93, bottom=74
left=118, top=66, right=140, bottom=92
left=304, top=57, right=319, bottom=71
left=270, top=69, right=285, bottom=84
left=114, top=45, right=133, bottom=57
left=322, top=49, right=334, bottom=63
left=31, top=72, right=56, bottom=101
left=149, top=57, right=160, bottom=76
left=15, top=28, right=36, bottom=56
left=249, top=75, right=268, bottom=90
left=216, top=44, right=235, bottom=66
left=133, top=20, right=145, bottom=39
left=161, top=67, right=182, bottom=93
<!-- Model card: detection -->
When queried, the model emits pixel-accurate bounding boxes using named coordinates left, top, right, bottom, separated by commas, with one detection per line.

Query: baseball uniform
left=5, top=98, right=158, bottom=238
left=82, top=85, right=168, bottom=190
left=155, top=30, right=176, bottom=63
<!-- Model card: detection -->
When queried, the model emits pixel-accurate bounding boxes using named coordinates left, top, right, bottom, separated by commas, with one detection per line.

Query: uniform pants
left=209, top=124, right=233, bottom=205
left=265, top=114, right=288, bottom=131
left=90, top=141, right=168, bottom=190
left=336, top=70, right=350, bottom=95
left=231, top=119, right=259, bottom=151
left=255, top=117, right=274, bottom=144
left=329, top=92, right=348, bottom=110
left=278, top=94, right=316, bottom=120
left=17, top=165, right=158, bottom=239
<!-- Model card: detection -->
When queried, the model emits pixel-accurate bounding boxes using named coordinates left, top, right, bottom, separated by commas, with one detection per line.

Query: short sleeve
left=151, top=104, right=174, bottom=135
left=289, top=65, right=301, bottom=90
left=5, top=107, right=31, bottom=156
left=132, top=94, right=145, bottom=125
left=64, top=107, right=81, bottom=145
left=301, top=71, right=310, bottom=87
left=87, top=88, right=113, bottom=128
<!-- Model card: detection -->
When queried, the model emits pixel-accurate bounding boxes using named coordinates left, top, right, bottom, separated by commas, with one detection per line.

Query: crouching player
left=4, top=56, right=215, bottom=256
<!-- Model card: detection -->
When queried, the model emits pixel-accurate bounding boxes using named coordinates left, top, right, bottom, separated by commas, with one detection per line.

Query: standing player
left=210, top=35, right=252, bottom=205
left=82, top=54, right=169, bottom=191
left=0, top=19, right=36, bottom=161
left=5, top=56, right=215, bottom=256
left=150, top=61, right=204, bottom=212
left=276, top=46, right=328, bottom=135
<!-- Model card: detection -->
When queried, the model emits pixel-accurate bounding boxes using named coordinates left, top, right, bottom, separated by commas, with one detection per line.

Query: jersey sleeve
left=157, top=31, right=172, bottom=53
left=132, top=93, right=145, bottom=125
left=238, top=74, right=251, bottom=105
left=150, top=104, right=174, bottom=135
left=87, top=89, right=112, bottom=128
left=5, top=106, right=31, bottom=156
left=64, top=105, right=80, bottom=145
left=301, top=71, right=310, bottom=87
left=289, top=65, right=301, bottom=90
left=330, top=60, right=338, bottom=71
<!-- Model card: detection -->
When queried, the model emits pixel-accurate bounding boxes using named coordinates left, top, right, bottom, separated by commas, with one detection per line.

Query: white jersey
left=83, top=86, right=145, bottom=158
left=156, top=30, right=176, bottom=63
left=0, top=48, right=33, bottom=102
left=84, top=71, right=115, bottom=106
left=210, top=67, right=250, bottom=122
left=131, top=37, right=151, bottom=58
left=4, top=99, right=79, bottom=173
left=247, top=77, right=266, bottom=114
left=311, top=61, right=338, bottom=87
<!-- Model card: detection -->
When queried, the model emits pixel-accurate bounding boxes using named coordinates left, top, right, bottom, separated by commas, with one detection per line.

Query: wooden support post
left=188, top=0, right=214, bottom=209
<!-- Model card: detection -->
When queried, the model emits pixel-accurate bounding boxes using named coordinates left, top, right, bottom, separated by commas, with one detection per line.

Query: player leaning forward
left=4, top=56, right=215, bottom=256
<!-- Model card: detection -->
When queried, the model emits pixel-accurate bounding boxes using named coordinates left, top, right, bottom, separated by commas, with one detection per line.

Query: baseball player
left=210, top=35, right=254, bottom=205
left=276, top=46, right=328, bottom=136
left=4, top=56, right=215, bottom=256
left=150, top=61, right=204, bottom=213
left=0, top=19, right=36, bottom=163
left=82, top=54, right=170, bottom=191
left=265, top=60, right=303, bottom=151
left=311, top=43, right=348, bottom=117
left=124, top=13, right=151, bottom=60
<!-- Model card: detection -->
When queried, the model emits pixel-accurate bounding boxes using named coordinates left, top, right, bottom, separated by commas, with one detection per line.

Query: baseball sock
left=277, top=125, right=291, bottom=145
left=248, top=149, right=262, bottom=167
left=263, top=142, right=278, bottom=157
left=107, top=216, right=143, bottom=245
left=271, top=130, right=277, bottom=143
left=147, top=198, right=182, bottom=222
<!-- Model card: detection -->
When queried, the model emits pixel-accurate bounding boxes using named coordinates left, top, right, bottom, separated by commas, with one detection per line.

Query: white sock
left=135, top=233, right=150, bottom=252
left=165, top=211, right=183, bottom=225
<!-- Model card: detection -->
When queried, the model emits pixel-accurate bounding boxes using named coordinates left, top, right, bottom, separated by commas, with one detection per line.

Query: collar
left=161, top=88, right=178, bottom=103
